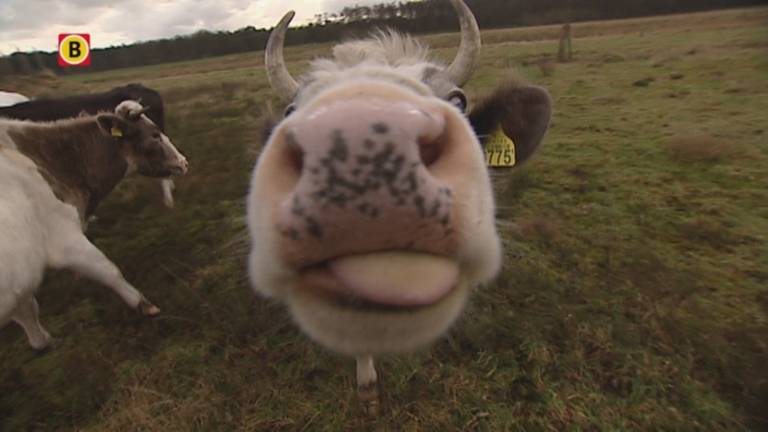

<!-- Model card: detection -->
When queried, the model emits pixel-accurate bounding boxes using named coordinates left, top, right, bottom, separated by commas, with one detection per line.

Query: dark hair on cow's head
left=468, top=78, right=553, bottom=165
left=96, top=100, right=187, bottom=177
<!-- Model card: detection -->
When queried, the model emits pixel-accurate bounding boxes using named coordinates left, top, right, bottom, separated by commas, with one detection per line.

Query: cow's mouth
left=146, top=166, right=185, bottom=178
left=169, top=166, right=187, bottom=176
left=297, top=251, right=459, bottom=311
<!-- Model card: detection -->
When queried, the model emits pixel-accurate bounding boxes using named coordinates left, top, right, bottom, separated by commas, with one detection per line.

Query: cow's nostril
left=418, top=130, right=445, bottom=167
left=414, top=108, right=447, bottom=167
left=285, top=131, right=304, bottom=172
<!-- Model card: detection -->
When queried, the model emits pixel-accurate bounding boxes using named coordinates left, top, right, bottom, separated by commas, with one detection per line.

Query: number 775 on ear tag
left=484, top=128, right=516, bottom=167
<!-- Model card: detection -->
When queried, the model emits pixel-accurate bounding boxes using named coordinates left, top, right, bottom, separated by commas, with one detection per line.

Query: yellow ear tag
left=110, top=127, right=123, bottom=137
left=484, top=127, right=515, bottom=167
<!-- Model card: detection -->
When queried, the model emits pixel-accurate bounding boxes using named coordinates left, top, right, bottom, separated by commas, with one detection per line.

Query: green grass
left=1, top=7, right=767, bottom=431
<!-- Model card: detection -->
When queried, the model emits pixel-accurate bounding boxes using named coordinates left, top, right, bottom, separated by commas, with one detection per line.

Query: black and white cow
left=0, top=84, right=179, bottom=208
left=247, top=0, right=552, bottom=412
left=0, top=101, right=188, bottom=349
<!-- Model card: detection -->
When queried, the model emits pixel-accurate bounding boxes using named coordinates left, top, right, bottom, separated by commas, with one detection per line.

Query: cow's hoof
left=137, top=298, right=161, bottom=317
left=29, top=331, right=53, bottom=351
left=363, top=398, right=380, bottom=417
left=358, top=383, right=380, bottom=416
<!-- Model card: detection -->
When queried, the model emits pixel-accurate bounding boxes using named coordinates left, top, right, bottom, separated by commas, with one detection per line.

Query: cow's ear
left=469, top=83, right=552, bottom=166
left=96, top=114, right=129, bottom=139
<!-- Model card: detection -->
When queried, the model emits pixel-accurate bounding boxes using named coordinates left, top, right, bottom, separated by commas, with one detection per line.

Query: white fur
left=356, top=355, right=377, bottom=388
left=161, top=179, right=176, bottom=208
left=0, top=91, right=29, bottom=107
left=115, top=100, right=144, bottom=118
left=356, top=355, right=379, bottom=413
left=0, top=115, right=156, bottom=349
left=249, top=82, right=500, bottom=353
left=159, top=131, right=188, bottom=175
left=330, top=30, right=431, bottom=68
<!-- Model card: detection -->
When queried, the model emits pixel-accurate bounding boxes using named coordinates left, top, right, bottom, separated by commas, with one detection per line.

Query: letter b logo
left=69, top=41, right=81, bottom=58
left=58, top=34, right=91, bottom=67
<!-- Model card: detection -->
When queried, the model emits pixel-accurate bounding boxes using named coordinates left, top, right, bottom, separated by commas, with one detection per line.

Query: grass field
left=1, top=6, right=767, bottom=431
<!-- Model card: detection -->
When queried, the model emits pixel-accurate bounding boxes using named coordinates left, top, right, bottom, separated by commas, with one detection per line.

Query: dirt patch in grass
left=591, top=96, right=626, bottom=105
left=677, top=217, right=743, bottom=249
left=537, top=59, right=556, bottom=77
left=666, top=135, right=742, bottom=162
left=632, top=77, right=656, bottom=87
left=515, top=216, right=562, bottom=243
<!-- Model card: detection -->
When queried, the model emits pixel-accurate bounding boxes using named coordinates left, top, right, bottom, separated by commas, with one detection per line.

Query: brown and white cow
left=247, top=0, right=552, bottom=412
left=0, top=84, right=179, bottom=208
left=0, top=100, right=188, bottom=349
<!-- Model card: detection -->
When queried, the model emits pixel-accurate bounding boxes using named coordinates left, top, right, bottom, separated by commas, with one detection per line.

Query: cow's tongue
left=323, top=252, right=458, bottom=307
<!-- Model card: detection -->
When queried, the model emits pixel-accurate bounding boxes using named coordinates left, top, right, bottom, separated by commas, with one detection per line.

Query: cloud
left=0, top=0, right=399, bottom=55
left=0, top=0, right=109, bottom=53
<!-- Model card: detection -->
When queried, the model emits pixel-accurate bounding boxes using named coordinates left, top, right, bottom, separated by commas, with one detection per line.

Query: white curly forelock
left=115, top=100, right=144, bottom=118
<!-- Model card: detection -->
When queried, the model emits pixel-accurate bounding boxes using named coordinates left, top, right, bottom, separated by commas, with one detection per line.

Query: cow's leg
left=82, top=215, right=98, bottom=232
left=12, top=295, right=52, bottom=350
left=356, top=355, right=379, bottom=415
left=53, top=234, right=159, bottom=316
left=160, top=179, right=175, bottom=208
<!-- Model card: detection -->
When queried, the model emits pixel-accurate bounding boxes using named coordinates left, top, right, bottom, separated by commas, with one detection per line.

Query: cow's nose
left=276, top=96, right=456, bottom=265
left=288, top=98, right=447, bottom=170
left=172, top=155, right=188, bottom=175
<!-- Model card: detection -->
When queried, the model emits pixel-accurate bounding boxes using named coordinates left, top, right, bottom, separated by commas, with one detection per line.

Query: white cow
left=248, top=0, right=552, bottom=413
left=0, top=101, right=188, bottom=349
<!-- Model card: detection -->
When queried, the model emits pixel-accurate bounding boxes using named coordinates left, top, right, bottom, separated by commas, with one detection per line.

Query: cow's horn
left=266, top=11, right=299, bottom=101
left=129, top=105, right=150, bottom=121
left=444, top=0, right=481, bottom=86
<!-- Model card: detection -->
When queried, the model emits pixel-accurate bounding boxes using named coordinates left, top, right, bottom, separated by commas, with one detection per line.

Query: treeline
left=0, top=0, right=762, bottom=76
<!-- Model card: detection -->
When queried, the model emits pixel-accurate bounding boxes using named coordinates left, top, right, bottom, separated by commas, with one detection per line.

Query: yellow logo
left=58, top=34, right=91, bottom=67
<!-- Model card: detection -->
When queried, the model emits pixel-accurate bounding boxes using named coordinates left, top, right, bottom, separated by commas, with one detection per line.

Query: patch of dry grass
left=666, top=134, right=742, bottom=162
left=86, top=381, right=222, bottom=431
left=514, top=216, right=562, bottom=243
left=0, top=69, right=62, bottom=97
left=677, top=217, right=741, bottom=249
left=537, top=59, right=556, bottom=77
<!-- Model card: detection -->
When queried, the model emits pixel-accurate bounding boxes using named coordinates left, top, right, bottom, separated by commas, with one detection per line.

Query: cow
left=0, top=84, right=178, bottom=208
left=247, top=0, right=552, bottom=413
left=0, top=100, right=188, bottom=350
left=0, top=91, right=29, bottom=107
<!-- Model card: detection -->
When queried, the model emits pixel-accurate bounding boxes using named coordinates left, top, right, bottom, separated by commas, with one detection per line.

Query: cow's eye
left=152, top=132, right=161, bottom=139
left=284, top=103, right=296, bottom=117
left=446, top=90, right=467, bottom=113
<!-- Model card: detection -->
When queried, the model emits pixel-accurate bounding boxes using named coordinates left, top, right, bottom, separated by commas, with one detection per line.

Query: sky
left=0, top=0, right=389, bottom=55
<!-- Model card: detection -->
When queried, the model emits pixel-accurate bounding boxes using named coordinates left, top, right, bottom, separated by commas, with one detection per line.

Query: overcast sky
left=0, top=0, right=389, bottom=55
